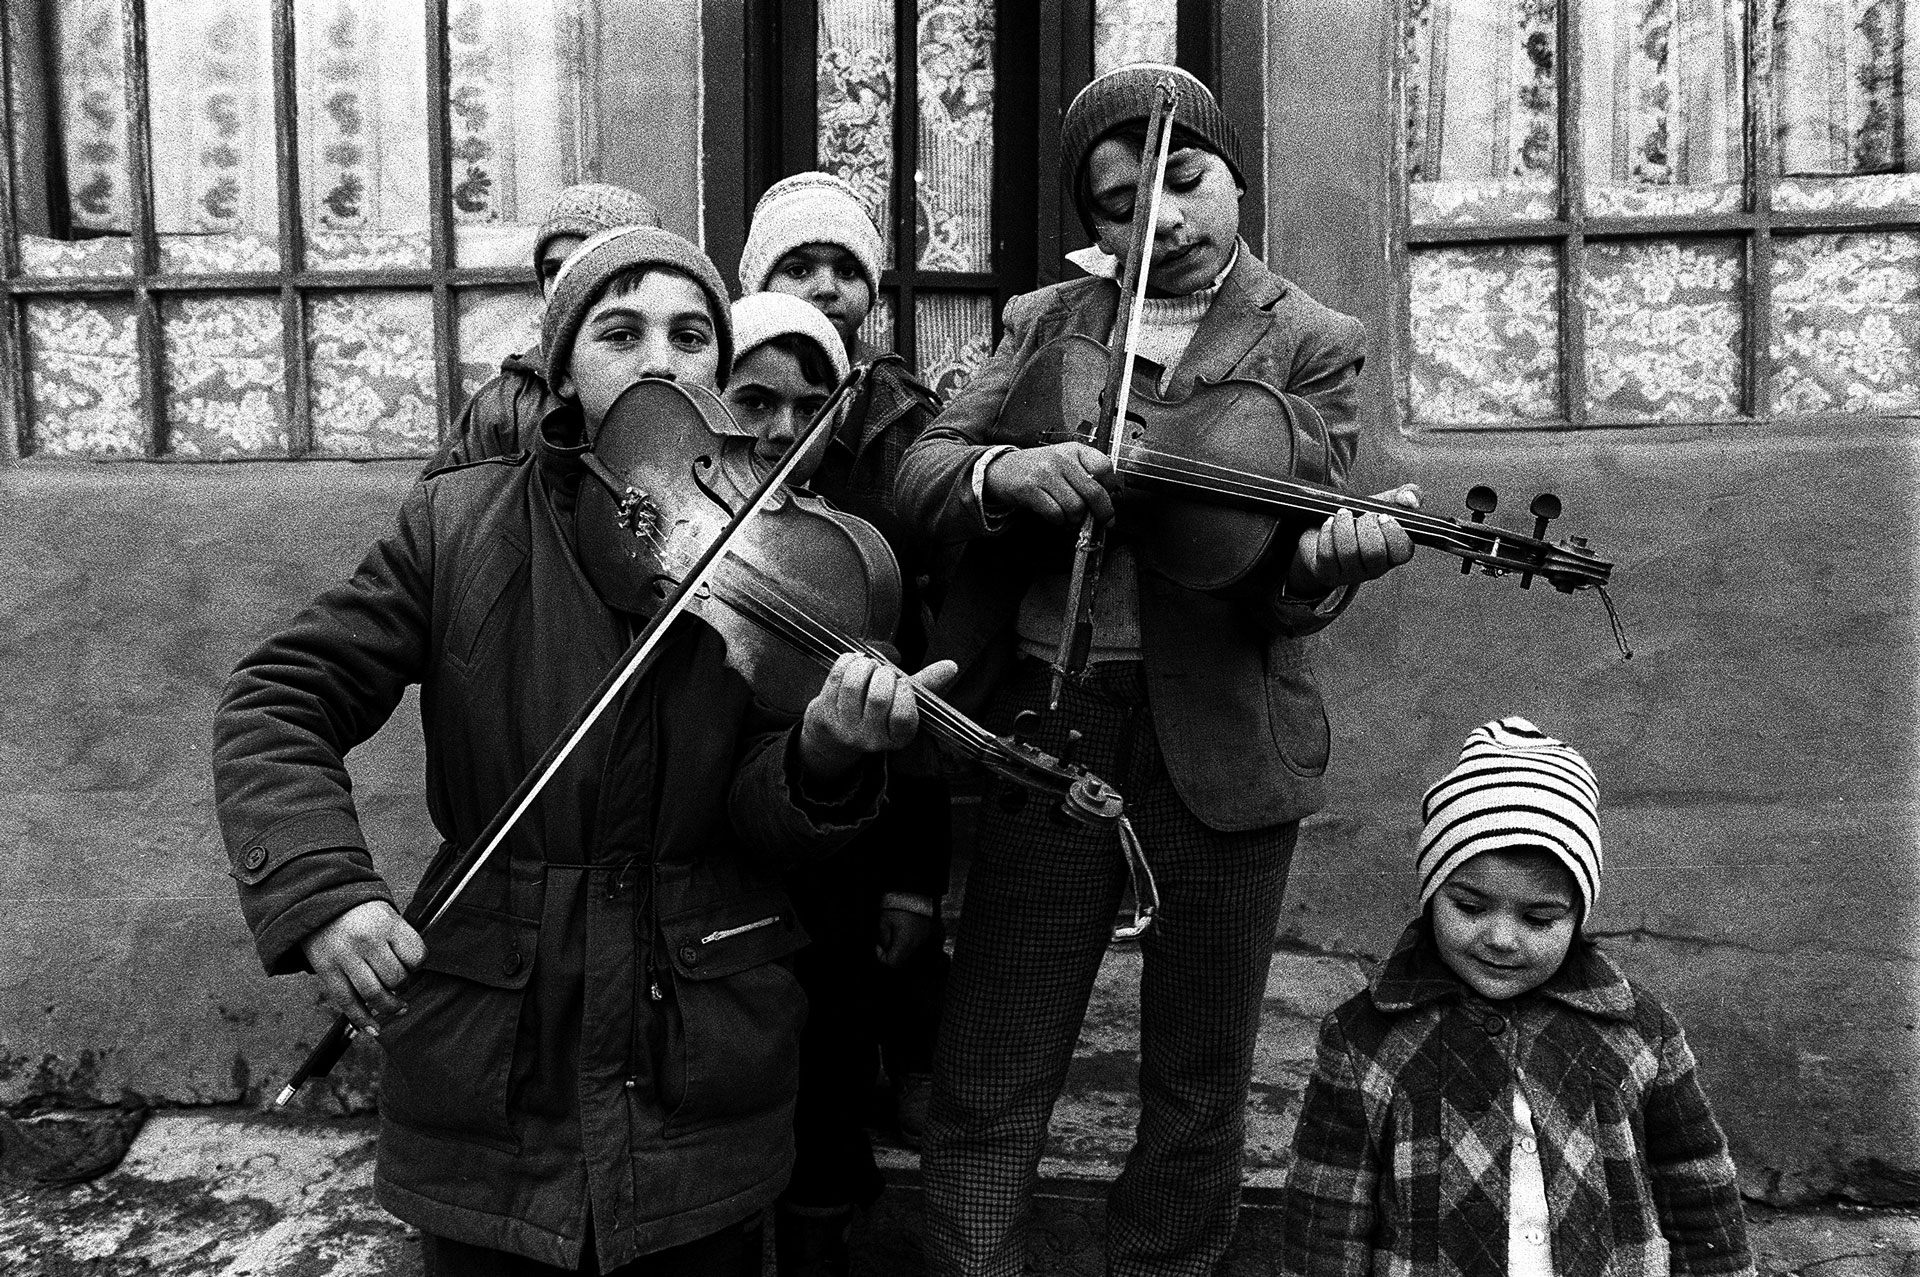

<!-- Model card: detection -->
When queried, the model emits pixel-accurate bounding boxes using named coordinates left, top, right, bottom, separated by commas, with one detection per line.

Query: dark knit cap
left=532, top=183, right=662, bottom=276
left=542, top=226, right=735, bottom=391
left=1060, top=63, right=1247, bottom=236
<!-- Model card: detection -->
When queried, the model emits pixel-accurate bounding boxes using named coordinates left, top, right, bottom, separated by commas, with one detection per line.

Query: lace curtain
left=9, top=0, right=593, bottom=458
left=10, top=0, right=590, bottom=273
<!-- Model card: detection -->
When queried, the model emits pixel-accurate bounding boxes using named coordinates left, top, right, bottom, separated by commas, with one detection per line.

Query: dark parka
left=214, top=422, right=882, bottom=1270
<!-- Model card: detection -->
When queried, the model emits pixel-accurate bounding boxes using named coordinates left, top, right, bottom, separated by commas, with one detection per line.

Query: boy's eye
left=671, top=327, right=711, bottom=351
left=781, top=260, right=810, bottom=279
left=834, top=263, right=860, bottom=280
left=1524, top=912, right=1567, bottom=929
left=1448, top=898, right=1483, bottom=916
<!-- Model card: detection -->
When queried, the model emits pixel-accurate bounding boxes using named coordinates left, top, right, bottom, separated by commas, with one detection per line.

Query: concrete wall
left=1, top=464, right=429, bottom=1115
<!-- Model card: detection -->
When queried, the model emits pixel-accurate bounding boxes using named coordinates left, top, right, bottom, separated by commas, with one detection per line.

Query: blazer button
left=679, top=945, right=699, bottom=966
left=503, top=949, right=523, bottom=976
left=243, top=846, right=268, bottom=871
left=1482, top=1014, right=1507, bottom=1036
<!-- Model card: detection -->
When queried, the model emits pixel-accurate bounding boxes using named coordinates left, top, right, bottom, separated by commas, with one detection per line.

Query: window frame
left=1391, top=0, right=1920, bottom=434
left=0, top=0, right=535, bottom=463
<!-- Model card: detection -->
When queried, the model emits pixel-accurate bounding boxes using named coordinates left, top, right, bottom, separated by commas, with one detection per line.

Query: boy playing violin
left=894, top=65, right=1420, bottom=1277
left=215, top=227, right=950, bottom=1277
left=426, top=181, right=660, bottom=472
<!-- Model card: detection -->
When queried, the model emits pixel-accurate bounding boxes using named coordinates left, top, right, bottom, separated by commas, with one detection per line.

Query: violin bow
left=274, top=377, right=858, bottom=1107
left=1049, top=76, right=1182, bottom=712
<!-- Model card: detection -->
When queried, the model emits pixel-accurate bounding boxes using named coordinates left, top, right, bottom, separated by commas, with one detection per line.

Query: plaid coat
left=1281, top=920, right=1754, bottom=1277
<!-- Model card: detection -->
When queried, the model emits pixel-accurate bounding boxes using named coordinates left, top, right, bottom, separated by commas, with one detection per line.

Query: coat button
left=679, top=945, right=699, bottom=966
left=1519, top=1135, right=1538, bottom=1154
left=243, top=846, right=268, bottom=871
left=1482, top=1014, right=1507, bottom=1035
left=503, top=949, right=523, bottom=976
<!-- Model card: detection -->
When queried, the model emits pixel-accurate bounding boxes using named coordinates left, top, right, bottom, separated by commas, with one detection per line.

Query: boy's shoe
left=775, top=1202, right=853, bottom=1277
left=893, top=1072, right=933, bottom=1150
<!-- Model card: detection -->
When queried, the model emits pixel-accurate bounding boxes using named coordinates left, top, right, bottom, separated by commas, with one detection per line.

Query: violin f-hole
left=691, top=454, right=735, bottom=516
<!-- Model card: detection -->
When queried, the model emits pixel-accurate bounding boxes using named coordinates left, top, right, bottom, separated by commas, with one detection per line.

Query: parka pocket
left=656, top=887, right=810, bottom=1139
left=376, top=902, right=536, bottom=1151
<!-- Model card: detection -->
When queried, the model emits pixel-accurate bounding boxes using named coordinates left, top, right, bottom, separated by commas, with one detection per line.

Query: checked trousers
left=921, top=659, right=1298, bottom=1277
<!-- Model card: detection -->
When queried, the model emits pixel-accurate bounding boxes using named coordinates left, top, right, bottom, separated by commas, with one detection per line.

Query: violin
left=576, top=376, right=1127, bottom=820
left=1011, top=333, right=1615, bottom=596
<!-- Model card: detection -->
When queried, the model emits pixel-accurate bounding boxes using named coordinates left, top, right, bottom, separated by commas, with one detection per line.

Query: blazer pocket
left=1264, top=637, right=1331, bottom=777
left=377, top=902, right=537, bottom=1152
left=656, top=887, right=810, bottom=1139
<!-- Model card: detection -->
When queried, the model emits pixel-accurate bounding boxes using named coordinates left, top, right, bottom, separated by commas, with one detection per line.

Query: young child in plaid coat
left=1280, top=717, right=1754, bottom=1277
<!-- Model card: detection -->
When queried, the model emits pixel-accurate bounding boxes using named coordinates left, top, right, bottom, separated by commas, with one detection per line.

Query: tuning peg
left=1528, top=493, right=1562, bottom=539
left=1059, top=729, right=1083, bottom=770
left=1462, top=486, right=1497, bottom=574
left=1520, top=494, right=1563, bottom=590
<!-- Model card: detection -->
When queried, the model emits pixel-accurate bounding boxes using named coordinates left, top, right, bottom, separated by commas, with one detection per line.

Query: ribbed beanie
left=738, top=172, right=885, bottom=297
left=1416, top=716, right=1603, bottom=919
left=542, top=226, right=734, bottom=392
left=532, top=183, right=662, bottom=275
left=1061, top=63, right=1247, bottom=237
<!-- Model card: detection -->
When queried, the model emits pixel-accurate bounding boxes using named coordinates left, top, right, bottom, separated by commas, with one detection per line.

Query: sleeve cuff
left=879, top=892, right=938, bottom=917
left=970, top=445, right=1019, bottom=532
left=783, top=727, right=888, bottom=834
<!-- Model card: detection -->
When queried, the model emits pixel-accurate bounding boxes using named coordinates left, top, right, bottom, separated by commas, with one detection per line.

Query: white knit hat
left=1416, top=716, right=1603, bottom=918
left=731, top=292, right=852, bottom=384
left=738, top=172, right=885, bottom=297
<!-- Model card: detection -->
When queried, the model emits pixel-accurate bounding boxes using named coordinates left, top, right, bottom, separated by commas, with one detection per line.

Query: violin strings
left=1118, top=446, right=1469, bottom=543
left=606, top=507, right=1030, bottom=770
left=712, top=563, right=1015, bottom=762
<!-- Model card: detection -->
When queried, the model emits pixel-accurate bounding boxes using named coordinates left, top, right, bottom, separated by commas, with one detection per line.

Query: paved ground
left=4, top=946, right=1916, bottom=1275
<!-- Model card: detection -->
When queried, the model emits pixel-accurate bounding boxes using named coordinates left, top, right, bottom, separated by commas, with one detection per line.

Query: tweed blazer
left=893, top=244, right=1367, bottom=830
left=1280, top=920, right=1754, bottom=1277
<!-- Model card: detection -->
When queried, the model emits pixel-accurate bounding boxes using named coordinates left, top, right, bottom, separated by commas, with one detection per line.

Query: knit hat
left=1060, top=63, right=1247, bottom=236
left=712, top=293, right=854, bottom=440
left=732, top=292, right=852, bottom=384
left=1416, top=716, right=1603, bottom=919
left=738, top=172, right=885, bottom=297
left=532, top=182, right=661, bottom=276
left=542, top=225, right=734, bottom=392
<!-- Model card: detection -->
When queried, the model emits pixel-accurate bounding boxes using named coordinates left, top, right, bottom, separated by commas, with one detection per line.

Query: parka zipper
left=699, top=915, right=781, bottom=945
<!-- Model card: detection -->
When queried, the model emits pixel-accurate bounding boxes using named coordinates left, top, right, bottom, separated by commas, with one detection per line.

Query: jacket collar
left=1056, top=240, right=1285, bottom=396
left=1368, top=916, right=1638, bottom=1022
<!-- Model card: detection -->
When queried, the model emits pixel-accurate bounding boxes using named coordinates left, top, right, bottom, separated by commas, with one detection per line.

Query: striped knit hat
left=1060, top=63, right=1248, bottom=236
left=1417, top=716, right=1603, bottom=919
left=737, top=172, right=885, bottom=298
left=533, top=183, right=661, bottom=276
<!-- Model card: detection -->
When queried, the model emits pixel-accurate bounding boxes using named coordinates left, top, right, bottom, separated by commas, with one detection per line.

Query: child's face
left=765, top=244, right=872, bottom=347
left=556, top=269, right=720, bottom=431
left=1430, top=850, right=1578, bottom=1002
left=726, top=344, right=835, bottom=483
left=538, top=233, right=586, bottom=302
left=1085, top=141, right=1242, bottom=297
